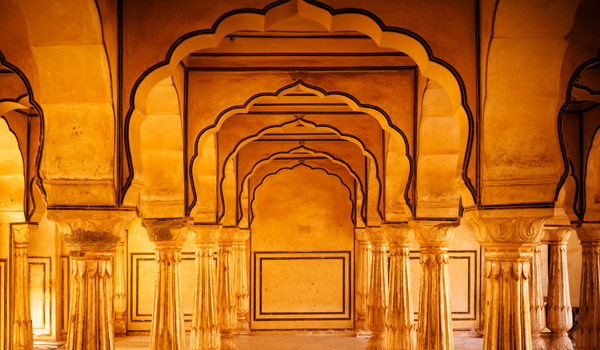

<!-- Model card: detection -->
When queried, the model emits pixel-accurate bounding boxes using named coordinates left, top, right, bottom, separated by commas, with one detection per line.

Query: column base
left=532, top=334, right=548, bottom=350
left=221, top=334, right=238, bottom=350
left=355, top=316, right=370, bottom=337
left=549, top=334, right=574, bottom=350
left=367, top=334, right=385, bottom=350
left=233, top=318, right=250, bottom=337
left=114, top=317, right=127, bottom=337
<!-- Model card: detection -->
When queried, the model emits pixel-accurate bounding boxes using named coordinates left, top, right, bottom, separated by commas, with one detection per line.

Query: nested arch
left=123, top=0, right=476, bottom=209
left=214, top=117, right=384, bottom=223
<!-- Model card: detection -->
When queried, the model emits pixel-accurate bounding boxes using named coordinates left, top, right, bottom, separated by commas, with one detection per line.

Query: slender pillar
left=384, top=224, right=416, bottom=350
left=355, top=228, right=372, bottom=337
left=113, top=232, right=128, bottom=336
left=576, top=226, right=600, bottom=350
left=413, top=221, right=457, bottom=350
left=366, top=227, right=387, bottom=350
left=233, top=229, right=250, bottom=336
left=529, top=243, right=547, bottom=350
left=49, top=209, right=135, bottom=350
left=543, top=227, right=574, bottom=350
left=218, top=227, right=238, bottom=350
left=190, top=225, right=220, bottom=350
left=143, top=218, right=188, bottom=350
left=468, top=215, right=547, bottom=350
left=11, top=224, right=37, bottom=350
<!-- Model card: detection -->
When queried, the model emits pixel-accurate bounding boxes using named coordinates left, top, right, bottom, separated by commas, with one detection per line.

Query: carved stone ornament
left=412, top=221, right=457, bottom=245
left=468, top=217, right=548, bottom=246
left=575, top=225, right=600, bottom=350
left=48, top=209, right=136, bottom=251
left=142, top=218, right=189, bottom=244
left=11, top=224, right=37, bottom=350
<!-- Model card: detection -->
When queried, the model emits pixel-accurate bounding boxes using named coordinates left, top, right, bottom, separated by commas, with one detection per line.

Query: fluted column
left=543, top=227, right=574, bottom=350
left=468, top=215, right=548, bottom=350
left=413, top=221, right=457, bottom=350
left=143, top=218, right=188, bottom=350
left=233, top=229, right=250, bottom=336
left=11, top=224, right=37, bottom=350
left=384, top=224, right=416, bottom=350
left=113, top=232, right=128, bottom=336
left=190, top=225, right=220, bottom=350
left=576, top=225, right=600, bottom=350
left=355, top=228, right=372, bottom=337
left=49, top=209, right=135, bottom=350
left=366, top=227, right=387, bottom=350
left=529, top=243, right=547, bottom=350
left=218, top=227, right=238, bottom=350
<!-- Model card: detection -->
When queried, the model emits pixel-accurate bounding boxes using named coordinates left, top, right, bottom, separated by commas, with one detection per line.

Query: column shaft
left=545, top=229, right=573, bottom=350
left=190, top=241, right=220, bottom=350
left=233, top=229, right=250, bottom=336
left=218, top=227, right=238, bottom=350
left=529, top=244, right=547, bottom=350
left=11, top=225, right=35, bottom=350
left=366, top=227, right=387, bottom=350
left=113, top=236, right=127, bottom=336
left=577, top=227, right=600, bottom=350
left=355, top=229, right=372, bottom=336
left=385, top=224, right=416, bottom=350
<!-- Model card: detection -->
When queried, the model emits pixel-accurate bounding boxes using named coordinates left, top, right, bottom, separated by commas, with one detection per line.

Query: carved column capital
left=383, top=224, right=414, bottom=244
left=219, top=226, right=238, bottom=243
left=355, top=228, right=369, bottom=242
left=12, top=223, right=37, bottom=244
left=366, top=226, right=387, bottom=243
left=49, top=209, right=136, bottom=251
left=576, top=225, right=600, bottom=243
left=190, top=224, right=220, bottom=244
left=411, top=221, right=457, bottom=245
left=143, top=218, right=188, bottom=246
left=542, top=227, right=574, bottom=244
left=468, top=216, right=548, bottom=246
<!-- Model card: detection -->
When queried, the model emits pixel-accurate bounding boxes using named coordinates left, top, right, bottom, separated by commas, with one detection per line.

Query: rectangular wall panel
left=252, top=251, right=353, bottom=331
left=28, top=257, right=52, bottom=336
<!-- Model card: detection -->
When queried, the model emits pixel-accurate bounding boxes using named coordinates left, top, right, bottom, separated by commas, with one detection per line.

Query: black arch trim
left=0, top=50, right=46, bottom=222
left=237, top=145, right=364, bottom=226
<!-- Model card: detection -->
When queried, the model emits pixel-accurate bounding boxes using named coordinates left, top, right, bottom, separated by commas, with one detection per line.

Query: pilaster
left=113, top=232, right=128, bottom=336
left=355, top=228, right=372, bottom=337
left=143, top=218, right=188, bottom=350
left=384, top=224, right=416, bottom=350
left=48, top=209, right=135, bottom=350
left=233, top=228, right=250, bottom=336
left=366, top=227, right=387, bottom=350
left=189, top=225, right=220, bottom=350
left=218, top=227, right=238, bottom=350
left=467, top=213, right=548, bottom=350
left=575, top=225, right=600, bottom=350
left=11, top=224, right=37, bottom=350
left=412, top=221, right=457, bottom=350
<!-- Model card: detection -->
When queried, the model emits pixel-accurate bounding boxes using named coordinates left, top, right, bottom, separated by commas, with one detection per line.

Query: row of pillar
left=7, top=212, right=600, bottom=350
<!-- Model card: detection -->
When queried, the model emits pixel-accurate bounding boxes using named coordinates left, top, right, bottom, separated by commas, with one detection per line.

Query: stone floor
left=113, top=335, right=485, bottom=349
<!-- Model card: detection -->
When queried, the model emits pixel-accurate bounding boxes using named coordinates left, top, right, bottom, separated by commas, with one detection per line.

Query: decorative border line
left=253, top=251, right=352, bottom=322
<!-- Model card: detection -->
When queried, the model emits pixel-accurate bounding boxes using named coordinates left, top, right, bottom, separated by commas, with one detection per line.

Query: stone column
left=576, top=225, right=600, bottom=350
left=189, top=225, right=220, bottom=350
left=218, top=227, right=238, bottom=350
left=233, top=229, right=250, bottom=336
left=355, top=228, right=372, bottom=337
left=49, top=209, right=135, bottom=350
left=366, top=227, right=387, bottom=350
left=384, top=224, right=416, bottom=350
left=468, top=215, right=547, bottom=350
left=529, top=243, right=547, bottom=350
left=143, top=219, right=188, bottom=350
left=113, top=232, right=128, bottom=336
left=413, top=221, right=457, bottom=350
left=11, top=224, right=37, bottom=350
left=543, top=227, right=574, bottom=350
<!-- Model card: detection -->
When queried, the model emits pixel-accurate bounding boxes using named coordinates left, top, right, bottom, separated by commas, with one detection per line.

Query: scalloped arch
left=123, top=0, right=475, bottom=210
